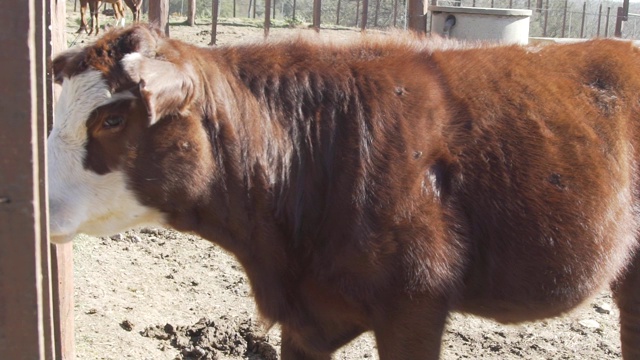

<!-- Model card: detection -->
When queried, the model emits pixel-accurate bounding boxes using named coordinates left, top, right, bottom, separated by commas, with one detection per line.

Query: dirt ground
left=63, top=8, right=623, bottom=360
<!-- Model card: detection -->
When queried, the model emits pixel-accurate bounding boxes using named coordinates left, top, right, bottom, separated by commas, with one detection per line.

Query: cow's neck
left=165, top=49, right=325, bottom=323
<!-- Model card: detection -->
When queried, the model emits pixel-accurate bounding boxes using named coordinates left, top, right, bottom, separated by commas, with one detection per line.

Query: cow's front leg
left=280, top=326, right=331, bottom=360
left=613, top=248, right=640, bottom=359
left=373, top=295, right=449, bottom=360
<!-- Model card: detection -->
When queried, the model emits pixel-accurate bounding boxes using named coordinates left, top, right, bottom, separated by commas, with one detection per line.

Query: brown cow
left=49, top=25, right=640, bottom=359
left=77, top=0, right=126, bottom=35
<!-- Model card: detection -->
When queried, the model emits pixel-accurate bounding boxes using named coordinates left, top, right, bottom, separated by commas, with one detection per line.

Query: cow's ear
left=51, top=48, right=84, bottom=84
left=118, top=25, right=164, bottom=57
left=121, top=52, right=196, bottom=124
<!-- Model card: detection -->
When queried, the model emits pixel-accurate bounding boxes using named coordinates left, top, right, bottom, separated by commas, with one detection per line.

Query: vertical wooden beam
left=149, top=0, right=170, bottom=36
left=49, top=2, right=74, bottom=357
left=292, top=0, right=297, bottom=20
left=543, top=0, right=549, bottom=37
left=313, top=0, right=322, bottom=31
left=597, top=3, right=603, bottom=37
left=361, top=0, right=369, bottom=30
left=561, top=0, right=568, bottom=38
left=36, top=0, right=55, bottom=358
left=392, top=0, right=398, bottom=27
left=623, top=0, right=630, bottom=21
left=187, top=0, right=196, bottom=26
left=48, top=2, right=73, bottom=357
left=605, top=6, right=611, bottom=37
left=407, top=0, right=425, bottom=33
left=615, top=6, right=625, bottom=38
left=374, top=0, right=381, bottom=27
left=355, top=0, right=360, bottom=27
left=0, top=0, right=50, bottom=358
left=210, top=0, right=219, bottom=45
left=265, top=0, right=271, bottom=37
left=580, top=1, right=586, bottom=38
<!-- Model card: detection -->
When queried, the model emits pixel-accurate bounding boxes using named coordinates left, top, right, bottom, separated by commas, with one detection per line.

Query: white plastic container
left=428, top=6, right=532, bottom=45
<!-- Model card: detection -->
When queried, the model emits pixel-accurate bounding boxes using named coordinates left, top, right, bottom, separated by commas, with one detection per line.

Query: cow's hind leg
left=613, top=249, right=640, bottom=359
left=373, top=296, right=449, bottom=360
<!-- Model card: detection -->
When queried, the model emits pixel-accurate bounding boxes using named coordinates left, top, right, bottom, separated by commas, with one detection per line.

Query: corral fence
left=160, top=0, right=638, bottom=39
left=430, top=0, right=640, bottom=39
left=165, top=0, right=410, bottom=29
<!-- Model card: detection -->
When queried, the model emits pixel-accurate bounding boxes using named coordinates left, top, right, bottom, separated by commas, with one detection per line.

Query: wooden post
left=393, top=0, right=398, bottom=27
left=313, top=0, right=321, bottom=31
left=210, top=0, right=219, bottom=44
left=265, top=0, right=271, bottom=37
left=0, top=0, right=54, bottom=359
left=374, top=0, right=381, bottom=27
left=580, top=1, right=586, bottom=38
left=292, top=0, right=297, bottom=20
left=605, top=6, right=611, bottom=37
left=35, top=0, right=55, bottom=358
left=361, top=0, right=368, bottom=30
left=543, top=0, right=549, bottom=37
left=187, top=0, right=196, bottom=26
left=355, top=0, right=360, bottom=27
left=615, top=6, right=625, bottom=38
left=336, top=0, right=341, bottom=25
left=49, top=2, right=74, bottom=357
left=149, top=0, right=170, bottom=36
left=623, top=0, right=630, bottom=21
left=597, top=3, right=602, bottom=37
left=407, top=0, right=425, bottom=33
left=561, top=0, right=568, bottom=38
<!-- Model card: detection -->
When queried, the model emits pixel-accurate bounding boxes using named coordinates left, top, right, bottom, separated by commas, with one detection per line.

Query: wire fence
left=75, top=0, right=640, bottom=39
left=431, top=0, right=640, bottom=39
left=166, top=0, right=409, bottom=28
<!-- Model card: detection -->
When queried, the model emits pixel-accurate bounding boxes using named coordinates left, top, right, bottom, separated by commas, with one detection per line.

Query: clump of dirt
left=142, top=317, right=278, bottom=360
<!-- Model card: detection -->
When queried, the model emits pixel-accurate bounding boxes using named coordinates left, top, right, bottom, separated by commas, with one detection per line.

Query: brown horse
left=77, top=0, right=126, bottom=35
left=123, top=0, right=143, bottom=22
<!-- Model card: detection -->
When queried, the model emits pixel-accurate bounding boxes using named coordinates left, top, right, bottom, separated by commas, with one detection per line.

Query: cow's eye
left=103, top=115, right=124, bottom=129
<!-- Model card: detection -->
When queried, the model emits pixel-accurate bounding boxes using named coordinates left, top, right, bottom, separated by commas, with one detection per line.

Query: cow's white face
left=48, top=69, right=166, bottom=244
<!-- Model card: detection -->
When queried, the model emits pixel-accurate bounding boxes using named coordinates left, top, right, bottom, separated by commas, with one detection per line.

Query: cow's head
left=48, top=25, right=208, bottom=243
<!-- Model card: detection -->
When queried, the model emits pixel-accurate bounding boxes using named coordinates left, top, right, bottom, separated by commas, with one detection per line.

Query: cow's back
left=430, top=40, right=640, bottom=322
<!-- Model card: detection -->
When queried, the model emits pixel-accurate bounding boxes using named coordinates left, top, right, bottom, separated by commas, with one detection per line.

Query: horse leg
left=113, top=2, right=125, bottom=27
left=77, top=2, right=88, bottom=33
left=373, top=295, right=449, bottom=360
left=88, top=1, right=100, bottom=35
left=613, top=248, right=640, bottom=359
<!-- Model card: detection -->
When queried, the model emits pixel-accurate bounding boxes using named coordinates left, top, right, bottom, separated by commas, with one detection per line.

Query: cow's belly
left=454, top=218, right=638, bottom=324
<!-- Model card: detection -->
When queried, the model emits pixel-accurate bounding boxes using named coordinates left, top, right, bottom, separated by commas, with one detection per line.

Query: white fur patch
left=48, top=70, right=166, bottom=243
